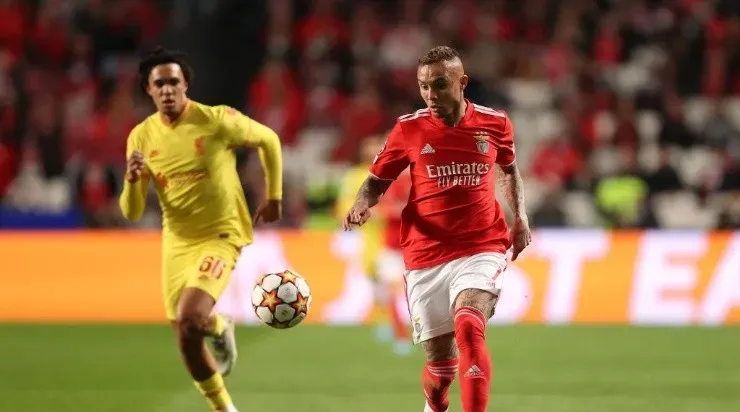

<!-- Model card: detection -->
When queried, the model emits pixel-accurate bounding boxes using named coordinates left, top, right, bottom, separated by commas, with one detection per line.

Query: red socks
left=422, top=359, right=458, bottom=412
left=421, top=307, right=492, bottom=412
left=454, top=307, right=492, bottom=412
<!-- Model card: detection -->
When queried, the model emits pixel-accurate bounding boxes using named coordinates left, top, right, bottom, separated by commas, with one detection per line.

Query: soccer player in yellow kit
left=336, top=135, right=386, bottom=288
left=119, top=48, right=283, bottom=412
left=336, top=134, right=409, bottom=353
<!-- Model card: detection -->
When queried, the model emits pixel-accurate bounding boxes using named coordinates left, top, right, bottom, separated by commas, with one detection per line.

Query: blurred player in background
left=343, top=46, right=531, bottom=412
left=375, top=167, right=412, bottom=353
left=119, top=47, right=283, bottom=412
left=335, top=134, right=410, bottom=353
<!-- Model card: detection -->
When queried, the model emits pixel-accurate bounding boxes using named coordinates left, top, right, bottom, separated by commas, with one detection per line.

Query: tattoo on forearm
left=356, top=176, right=391, bottom=208
left=497, top=164, right=527, bottom=219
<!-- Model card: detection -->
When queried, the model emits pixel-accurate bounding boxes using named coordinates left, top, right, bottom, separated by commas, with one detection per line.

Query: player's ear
left=460, top=74, right=469, bottom=91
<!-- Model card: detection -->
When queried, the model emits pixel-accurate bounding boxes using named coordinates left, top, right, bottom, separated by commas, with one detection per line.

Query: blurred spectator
left=612, top=97, right=639, bottom=149
left=247, top=59, right=305, bottom=146
left=659, top=93, right=696, bottom=148
left=348, top=1, right=383, bottom=63
left=645, top=148, right=684, bottom=193
left=379, top=0, right=432, bottom=93
left=531, top=190, right=566, bottom=227
left=265, top=0, right=295, bottom=59
left=73, top=162, right=119, bottom=227
left=702, top=100, right=740, bottom=148
left=594, top=149, right=650, bottom=228
left=530, top=131, right=583, bottom=190
left=717, top=191, right=740, bottom=229
left=0, top=0, right=27, bottom=64
left=294, top=0, right=347, bottom=60
left=2, top=0, right=740, bottom=230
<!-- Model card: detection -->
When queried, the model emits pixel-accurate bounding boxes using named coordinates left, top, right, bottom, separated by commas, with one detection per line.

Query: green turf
left=0, top=325, right=737, bottom=411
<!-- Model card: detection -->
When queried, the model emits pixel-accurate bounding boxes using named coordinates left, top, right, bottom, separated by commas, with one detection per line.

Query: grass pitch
left=0, top=325, right=737, bottom=411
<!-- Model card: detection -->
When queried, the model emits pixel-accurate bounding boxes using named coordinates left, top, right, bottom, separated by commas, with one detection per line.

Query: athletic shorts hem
left=449, top=283, right=502, bottom=312
left=414, top=324, right=455, bottom=345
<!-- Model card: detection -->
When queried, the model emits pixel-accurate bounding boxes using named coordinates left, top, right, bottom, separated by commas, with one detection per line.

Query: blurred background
left=1, top=0, right=739, bottom=229
left=1, top=1, right=739, bottom=411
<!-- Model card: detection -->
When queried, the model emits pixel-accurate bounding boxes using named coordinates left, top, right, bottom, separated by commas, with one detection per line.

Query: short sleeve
left=368, top=122, right=409, bottom=181
left=495, top=115, right=516, bottom=166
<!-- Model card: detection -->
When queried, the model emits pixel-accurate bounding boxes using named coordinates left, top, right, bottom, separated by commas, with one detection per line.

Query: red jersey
left=381, top=170, right=411, bottom=250
left=369, top=101, right=515, bottom=270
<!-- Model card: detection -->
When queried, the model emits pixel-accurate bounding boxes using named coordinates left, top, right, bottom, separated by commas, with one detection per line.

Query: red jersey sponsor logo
left=425, top=161, right=492, bottom=188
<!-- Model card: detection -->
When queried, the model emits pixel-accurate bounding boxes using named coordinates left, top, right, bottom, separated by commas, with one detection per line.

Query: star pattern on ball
left=281, top=270, right=298, bottom=284
left=292, top=293, right=309, bottom=314
left=261, top=289, right=281, bottom=312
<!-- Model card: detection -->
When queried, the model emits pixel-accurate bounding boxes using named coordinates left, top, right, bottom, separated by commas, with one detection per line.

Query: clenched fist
left=342, top=200, right=372, bottom=231
left=510, top=218, right=532, bottom=261
left=126, top=150, right=146, bottom=183
left=254, top=199, right=283, bottom=224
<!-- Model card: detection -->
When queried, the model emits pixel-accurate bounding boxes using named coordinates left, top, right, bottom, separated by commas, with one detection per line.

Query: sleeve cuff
left=368, top=171, right=395, bottom=181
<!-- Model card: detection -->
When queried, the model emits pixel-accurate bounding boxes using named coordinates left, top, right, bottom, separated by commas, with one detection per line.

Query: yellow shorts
left=162, top=239, right=241, bottom=320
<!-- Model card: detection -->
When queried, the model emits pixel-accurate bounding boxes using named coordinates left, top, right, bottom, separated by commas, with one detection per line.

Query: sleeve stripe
left=473, top=104, right=506, bottom=117
left=398, top=108, right=431, bottom=122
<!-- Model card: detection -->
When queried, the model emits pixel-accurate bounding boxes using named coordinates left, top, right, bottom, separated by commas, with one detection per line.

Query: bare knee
left=453, top=288, right=499, bottom=319
left=422, top=333, right=457, bottom=362
left=176, top=288, right=215, bottom=342
left=176, top=311, right=210, bottom=342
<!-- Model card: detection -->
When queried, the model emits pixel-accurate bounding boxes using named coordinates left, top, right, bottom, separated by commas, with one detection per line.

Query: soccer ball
left=252, top=270, right=311, bottom=329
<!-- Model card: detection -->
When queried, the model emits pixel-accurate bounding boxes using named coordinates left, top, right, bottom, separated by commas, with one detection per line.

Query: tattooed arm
left=497, top=161, right=531, bottom=260
left=498, top=162, right=528, bottom=220
left=342, top=175, right=393, bottom=230
left=356, top=175, right=393, bottom=208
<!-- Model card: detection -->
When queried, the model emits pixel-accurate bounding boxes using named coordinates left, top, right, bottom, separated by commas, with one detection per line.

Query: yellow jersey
left=119, top=100, right=282, bottom=247
left=336, top=164, right=385, bottom=275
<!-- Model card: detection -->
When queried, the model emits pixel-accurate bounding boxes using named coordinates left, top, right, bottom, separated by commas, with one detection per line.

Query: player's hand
left=126, top=150, right=146, bottom=183
left=254, top=199, right=282, bottom=224
left=510, top=218, right=532, bottom=261
left=343, top=200, right=371, bottom=231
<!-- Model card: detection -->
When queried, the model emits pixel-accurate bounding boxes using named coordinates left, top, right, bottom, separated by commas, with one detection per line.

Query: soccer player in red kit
left=343, top=46, right=531, bottom=412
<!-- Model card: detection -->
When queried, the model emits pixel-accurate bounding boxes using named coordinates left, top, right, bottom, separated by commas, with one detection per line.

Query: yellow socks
left=208, top=313, right=226, bottom=337
left=194, top=373, right=233, bottom=411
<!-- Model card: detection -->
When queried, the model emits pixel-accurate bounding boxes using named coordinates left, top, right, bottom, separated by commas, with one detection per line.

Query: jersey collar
left=159, top=99, right=193, bottom=128
left=429, top=98, right=474, bottom=129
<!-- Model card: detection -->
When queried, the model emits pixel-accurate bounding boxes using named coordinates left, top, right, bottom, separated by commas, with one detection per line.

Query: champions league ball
left=252, top=270, right=311, bottom=329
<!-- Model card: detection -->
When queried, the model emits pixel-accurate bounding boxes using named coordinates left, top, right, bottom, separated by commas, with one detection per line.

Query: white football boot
left=215, top=405, right=240, bottom=412
left=211, top=315, right=238, bottom=377
left=424, top=402, right=447, bottom=412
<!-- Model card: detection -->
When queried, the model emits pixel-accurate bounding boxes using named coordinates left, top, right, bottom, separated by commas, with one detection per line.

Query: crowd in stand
left=1, top=0, right=738, bottom=229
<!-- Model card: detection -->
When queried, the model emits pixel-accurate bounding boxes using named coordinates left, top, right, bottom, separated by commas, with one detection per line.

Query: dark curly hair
left=137, top=46, right=194, bottom=94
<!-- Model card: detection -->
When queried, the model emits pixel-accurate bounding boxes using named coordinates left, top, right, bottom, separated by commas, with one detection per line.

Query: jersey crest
left=474, top=131, right=489, bottom=154
left=195, top=136, right=206, bottom=156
